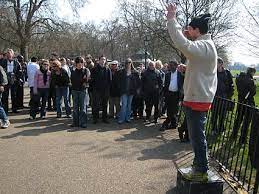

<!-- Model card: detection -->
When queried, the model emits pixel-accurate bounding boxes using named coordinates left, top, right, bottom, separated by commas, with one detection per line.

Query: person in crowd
left=142, top=61, right=163, bottom=123
left=27, top=56, right=40, bottom=106
left=211, top=57, right=234, bottom=135
left=60, top=57, right=71, bottom=78
left=47, top=58, right=56, bottom=111
left=155, top=60, right=165, bottom=118
left=85, top=54, right=95, bottom=70
left=68, top=56, right=90, bottom=131
left=0, top=64, right=10, bottom=128
left=109, top=60, right=120, bottom=119
left=232, top=67, right=257, bottom=143
left=132, top=65, right=145, bottom=119
left=30, top=59, right=51, bottom=119
left=159, top=60, right=184, bottom=131
left=90, top=55, right=111, bottom=124
left=51, top=59, right=71, bottom=118
left=167, top=4, right=217, bottom=181
left=162, top=63, right=169, bottom=74
left=117, top=58, right=140, bottom=124
left=0, top=49, right=23, bottom=113
left=16, top=55, right=26, bottom=109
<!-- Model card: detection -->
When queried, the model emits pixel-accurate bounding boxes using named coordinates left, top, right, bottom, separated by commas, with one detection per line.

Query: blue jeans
left=0, top=93, right=8, bottom=122
left=72, top=90, right=87, bottom=127
left=56, top=87, right=71, bottom=116
left=184, top=106, right=208, bottom=173
left=118, top=94, right=133, bottom=123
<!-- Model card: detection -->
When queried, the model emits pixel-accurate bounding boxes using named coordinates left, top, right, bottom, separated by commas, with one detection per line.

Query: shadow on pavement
left=166, top=186, right=178, bottom=194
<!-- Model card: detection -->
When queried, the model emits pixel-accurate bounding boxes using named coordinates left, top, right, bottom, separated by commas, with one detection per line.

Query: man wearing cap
left=109, top=60, right=120, bottom=118
left=167, top=4, right=217, bottom=181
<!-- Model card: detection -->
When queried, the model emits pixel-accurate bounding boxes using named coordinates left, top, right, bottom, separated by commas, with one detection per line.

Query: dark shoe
left=93, top=119, right=98, bottom=124
left=153, top=119, right=158, bottom=124
left=67, top=128, right=78, bottom=132
left=81, top=125, right=87, bottom=128
left=159, top=126, right=166, bottom=132
left=102, top=119, right=109, bottom=124
left=12, top=110, right=20, bottom=113
left=65, top=115, right=72, bottom=118
left=56, top=114, right=61, bottom=118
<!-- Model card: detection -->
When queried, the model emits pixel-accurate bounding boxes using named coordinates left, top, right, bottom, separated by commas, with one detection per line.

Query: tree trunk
left=20, top=43, right=29, bottom=61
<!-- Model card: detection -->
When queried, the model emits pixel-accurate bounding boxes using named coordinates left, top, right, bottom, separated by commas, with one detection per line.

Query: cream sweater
left=167, top=18, right=218, bottom=103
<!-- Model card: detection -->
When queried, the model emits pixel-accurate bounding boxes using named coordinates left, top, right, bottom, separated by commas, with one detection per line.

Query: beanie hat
left=189, top=13, right=211, bottom=34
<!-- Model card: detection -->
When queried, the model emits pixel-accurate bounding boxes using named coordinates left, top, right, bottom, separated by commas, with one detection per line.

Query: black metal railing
left=179, top=97, right=259, bottom=194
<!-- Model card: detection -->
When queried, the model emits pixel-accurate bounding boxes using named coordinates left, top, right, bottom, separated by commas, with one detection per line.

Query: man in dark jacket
left=90, top=55, right=111, bottom=124
left=232, top=67, right=257, bottom=143
left=211, top=57, right=234, bottom=134
left=0, top=49, right=23, bottom=113
left=142, top=61, right=163, bottom=123
left=160, top=60, right=184, bottom=131
left=109, top=60, right=120, bottom=119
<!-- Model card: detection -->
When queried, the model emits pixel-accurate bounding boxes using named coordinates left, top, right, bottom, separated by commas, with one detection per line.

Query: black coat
left=0, top=59, right=23, bottom=86
left=51, top=68, right=70, bottom=87
left=117, top=69, right=140, bottom=96
left=110, top=70, right=120, bottom=97
left=249, top=110, right=259, bottom=170
left=141, top=69, right=163, bottom=95
left=164, top=70, right=184, bottom=97
left=90, top=64, right=111, bottom=94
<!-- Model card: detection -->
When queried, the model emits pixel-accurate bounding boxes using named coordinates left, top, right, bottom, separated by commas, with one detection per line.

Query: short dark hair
left=75, top=56, right=84, bottom=64
left=168, top=60, right=179, bottom=66
left=217, top=57, right=224, bottom=65
left=31, top=56, right=37, bottom=62
left=247, top=67, right=256, bottom=75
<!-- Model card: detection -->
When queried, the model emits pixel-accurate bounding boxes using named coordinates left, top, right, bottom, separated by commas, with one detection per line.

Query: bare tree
left=0, top=0, right=88, bottom=60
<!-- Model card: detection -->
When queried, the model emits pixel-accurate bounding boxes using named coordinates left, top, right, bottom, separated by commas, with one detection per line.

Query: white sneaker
left=1, top=120, right=10, bottom=129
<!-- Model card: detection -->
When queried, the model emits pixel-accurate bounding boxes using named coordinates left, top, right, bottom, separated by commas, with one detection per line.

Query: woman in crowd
left=117, top=58, right=140, bottom=124
left=30, top=59, right=51, bottom=119
left=51, top=59, right=71, bottom=118
left=68, top=56, right=90, bottom=131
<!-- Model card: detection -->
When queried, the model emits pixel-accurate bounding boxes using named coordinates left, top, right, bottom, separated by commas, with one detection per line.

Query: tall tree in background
left=118, top=0, right=236, bottom=62
left=0, top=0, right=88, bottom=60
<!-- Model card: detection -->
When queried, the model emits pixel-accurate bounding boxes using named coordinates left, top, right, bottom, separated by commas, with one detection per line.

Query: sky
left=58, top=0, right=259, bottom=65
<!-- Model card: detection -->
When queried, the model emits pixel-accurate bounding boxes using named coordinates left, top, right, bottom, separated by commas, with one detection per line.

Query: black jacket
left=90, top=64, right=111, bottom=94
left=118, top=69, right=141, bottom=96
left=51, top=68, right=70, bottom=87
left=164, top=70, right=184, bottom=94
left=141, top=68, right=163, bottom=95
left=216, top=69, right=234, bottom=98
left=249, top=110, right=259, bottom=170
left=71, top=68, right=88, bottom=91
left=110, top=70, right=120, bottom=97
left=0, top=59, right=23, bottom=85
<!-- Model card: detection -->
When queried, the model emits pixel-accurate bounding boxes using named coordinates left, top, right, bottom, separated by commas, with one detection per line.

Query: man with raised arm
left=166, top=4, right=218, bottom=181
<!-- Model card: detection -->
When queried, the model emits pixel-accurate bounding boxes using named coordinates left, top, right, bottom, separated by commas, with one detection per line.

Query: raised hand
left=166, top=3, right=177, bottom=20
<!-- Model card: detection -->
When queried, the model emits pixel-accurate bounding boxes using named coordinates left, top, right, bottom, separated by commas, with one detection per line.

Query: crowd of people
left=0, top=48, right=187, bottom=134
left=0, top=3, right=257, bottom=183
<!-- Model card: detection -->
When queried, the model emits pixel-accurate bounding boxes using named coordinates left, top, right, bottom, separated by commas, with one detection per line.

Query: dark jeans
left=72, top=90, right=87, bottom=127
left=55, top=87, right=71, bottom=116
left=30, top=88, right=49, bottom=118
left=47, top=86, right=56, bottom=110
left=184, top=106, right=208, bottom=173
left=145, top=93, right=159, bottom=120
left=232, top=102, right=254, bottom=143
left=17, top=84, right=24, bottom=109
left=162, top=91, right=179, bottom=128
left=2, top=84, right=18, bottom=113
left=132, top=96, right=144, bottom=118
left=92, top=90, right=109, bottom=121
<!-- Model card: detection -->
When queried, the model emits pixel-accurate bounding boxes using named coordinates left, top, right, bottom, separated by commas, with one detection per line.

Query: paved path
left=0, top=87, right=191, bottom=194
